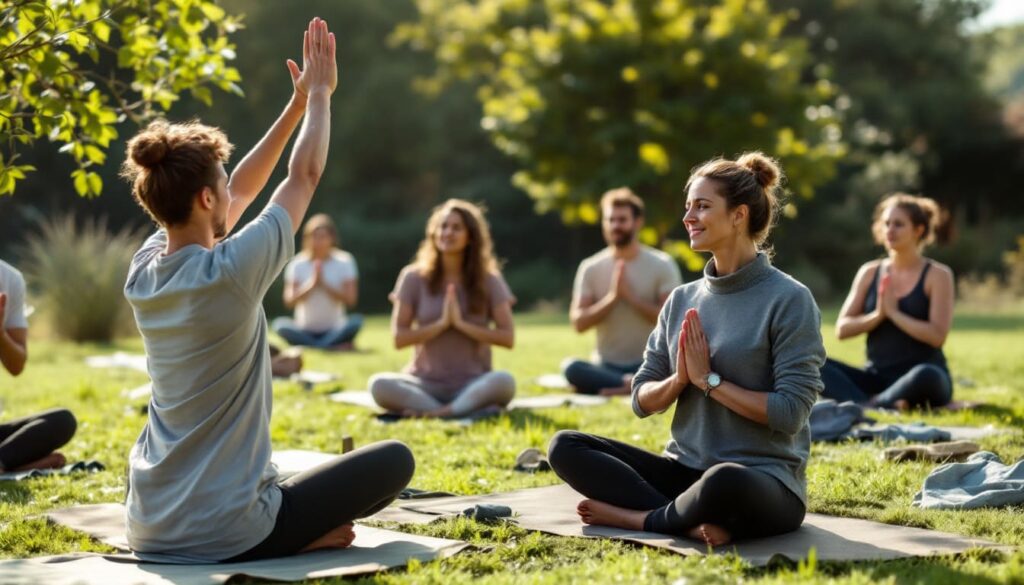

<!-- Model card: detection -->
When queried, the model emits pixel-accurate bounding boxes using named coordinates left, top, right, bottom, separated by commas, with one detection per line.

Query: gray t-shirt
left=632, top=253, right=825, bottom=504
left=573, top=246, right=682, bottom=364
left=393, top=266, right=513, bottom=394
left=124, top=204, right=293, bottom=561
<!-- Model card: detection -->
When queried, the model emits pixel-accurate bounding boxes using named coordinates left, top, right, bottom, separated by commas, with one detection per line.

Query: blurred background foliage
left=1, top=0, right=1022, bottom=336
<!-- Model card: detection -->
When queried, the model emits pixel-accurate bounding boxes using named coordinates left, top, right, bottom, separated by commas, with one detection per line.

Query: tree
left=0, top=0, right=242, bottom=197
left=395, top=0, right=844, bottom=266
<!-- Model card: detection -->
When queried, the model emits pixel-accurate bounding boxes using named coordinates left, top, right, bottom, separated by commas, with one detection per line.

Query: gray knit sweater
left=631, top=253, right=825, bottom=504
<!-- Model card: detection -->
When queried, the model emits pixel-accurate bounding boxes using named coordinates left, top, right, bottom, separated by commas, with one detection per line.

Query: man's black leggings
left=226, top=440, right=415, bottom=562
left=0, top=408, right=77, bottom=470
left=547, top=430, right=804, bottom=540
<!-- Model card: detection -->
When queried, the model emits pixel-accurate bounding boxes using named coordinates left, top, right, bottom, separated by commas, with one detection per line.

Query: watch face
left=707, top=373, right=721, bottom=387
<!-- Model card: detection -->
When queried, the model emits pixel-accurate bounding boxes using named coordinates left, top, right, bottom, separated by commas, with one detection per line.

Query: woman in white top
left=273, top=214, right=363, bottom=349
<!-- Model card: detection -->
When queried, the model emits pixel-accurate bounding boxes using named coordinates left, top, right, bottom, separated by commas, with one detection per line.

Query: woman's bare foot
left=576, top=499, right=648, bottom=531
left=12, top=452, right=66, bottom=472
left=422, top=405, right=454, bottom=419
left=598, top=374, right=634, bottom=396
left=398, top=405, right=453, bottom=419
left=301, top=523, right=355, bottom=552
left=686, top=523, right=731, bottom=547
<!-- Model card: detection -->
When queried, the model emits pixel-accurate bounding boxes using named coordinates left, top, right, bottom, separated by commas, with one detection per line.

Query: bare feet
left=894, top=399, right=910, bottom=411
left=399, top=405, right=454, bottom=419
left=12, top=452, right=66, bottom=472
left=576, top=499, right=648, bottom=531
left=686, top=523, right=731, bottom=547
left=301, top=523, right=355, bottom=552
left=597, top=374, right=634, bottom=396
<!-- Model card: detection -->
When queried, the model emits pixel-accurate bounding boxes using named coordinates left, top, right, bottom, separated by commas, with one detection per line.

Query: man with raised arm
left=120, top=18, right=413, bottom=562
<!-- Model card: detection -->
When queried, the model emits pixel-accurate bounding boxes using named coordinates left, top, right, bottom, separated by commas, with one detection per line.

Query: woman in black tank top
left=821, top=194, right=955, bottom=410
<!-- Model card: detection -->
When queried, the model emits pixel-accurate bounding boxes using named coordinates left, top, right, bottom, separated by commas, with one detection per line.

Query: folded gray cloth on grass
left=462, top=504, right=513, bottom=520
left=854, top=423, right=951, bottom=443
left=912, top=451, right=1024, bottom=510
left=809, top=399, right=875, bottom=442
left=0, top=460, right=105, bottom=482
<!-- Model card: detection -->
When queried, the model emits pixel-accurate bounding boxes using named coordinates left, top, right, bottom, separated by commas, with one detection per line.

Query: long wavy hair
left=414, top=199, right=500, bottom=314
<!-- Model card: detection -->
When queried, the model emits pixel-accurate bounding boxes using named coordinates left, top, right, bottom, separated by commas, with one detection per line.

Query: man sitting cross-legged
left=120, top=18, right=413, bottom=563
left=562, top=188, right=682, bottom=395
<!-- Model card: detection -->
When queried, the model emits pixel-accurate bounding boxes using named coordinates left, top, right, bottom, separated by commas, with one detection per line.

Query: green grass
left=2, top=308, right=1023, bottom=583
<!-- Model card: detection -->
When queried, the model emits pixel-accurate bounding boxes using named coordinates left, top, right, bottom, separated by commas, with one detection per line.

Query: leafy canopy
left=0, top=0, right=242, bottom=197
left=395, top=0, right=845, bottom=265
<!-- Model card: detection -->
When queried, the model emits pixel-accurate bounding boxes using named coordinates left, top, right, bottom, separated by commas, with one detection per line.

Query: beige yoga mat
left=328, top=391, right=609, bottom=412
left=374, top=484, right=1011, bottom=565
left=37, top=504, right=468, bottom=584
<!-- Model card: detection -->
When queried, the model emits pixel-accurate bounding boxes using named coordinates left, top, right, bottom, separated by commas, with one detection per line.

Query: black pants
left=226, top=440, right=415, bottom=562
left=547, top=431, right=804, bottom=540
left=820, top=358, right=952, bottom=409
left=0, top=408, right=77, bottom=470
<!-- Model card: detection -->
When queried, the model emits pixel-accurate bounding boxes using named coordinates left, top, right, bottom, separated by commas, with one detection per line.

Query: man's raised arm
left=269, top=17, right=338, bottom=233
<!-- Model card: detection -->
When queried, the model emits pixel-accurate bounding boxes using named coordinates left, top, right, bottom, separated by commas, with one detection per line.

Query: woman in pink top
left=370, top=199, right=516, bottom=418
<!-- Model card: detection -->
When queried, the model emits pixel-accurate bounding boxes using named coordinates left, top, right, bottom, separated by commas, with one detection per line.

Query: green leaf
left=72, top=169, right=89, bottom=197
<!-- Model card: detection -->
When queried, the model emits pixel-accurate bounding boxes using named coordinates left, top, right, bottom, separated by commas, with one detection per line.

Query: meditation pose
left=548, top=153, right=825, bottom=546
left=272, top=213, right=363, bottom=350
left=369, top=199, right=516, bottom=418
left=120, top=19, right=413, bottom=562
left=562, top=188, right=681, bottom=395
left=821, top=194, right=954, bottom=410
left=0, top=260, right=77, bottom=474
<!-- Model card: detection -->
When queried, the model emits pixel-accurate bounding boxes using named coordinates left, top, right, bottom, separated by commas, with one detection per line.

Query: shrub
left=21, top=215, right=145, bottom=342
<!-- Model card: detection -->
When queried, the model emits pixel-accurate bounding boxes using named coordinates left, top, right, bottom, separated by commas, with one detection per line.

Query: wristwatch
left=702, top=372, right=722, bottom=397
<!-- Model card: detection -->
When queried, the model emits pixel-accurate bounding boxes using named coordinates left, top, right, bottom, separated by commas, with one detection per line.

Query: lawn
left=1, top=307, right=1023, bottom=584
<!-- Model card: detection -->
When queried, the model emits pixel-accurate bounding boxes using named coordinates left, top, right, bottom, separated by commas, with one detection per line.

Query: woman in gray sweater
left=548, top=152, right=825, bottom=547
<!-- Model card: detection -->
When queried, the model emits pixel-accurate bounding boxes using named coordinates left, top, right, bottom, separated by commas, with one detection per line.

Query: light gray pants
left=368, top=371, right=516, bottom=417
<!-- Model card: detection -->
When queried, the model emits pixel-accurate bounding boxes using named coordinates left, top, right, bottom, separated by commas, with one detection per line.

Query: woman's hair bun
left=128, top=130, right=170, bottom=169
left=737, top=151, right=781, bottom=191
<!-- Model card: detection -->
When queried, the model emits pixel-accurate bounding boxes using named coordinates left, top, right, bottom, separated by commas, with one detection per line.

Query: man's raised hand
left=287, top=17, right=338, bottom=101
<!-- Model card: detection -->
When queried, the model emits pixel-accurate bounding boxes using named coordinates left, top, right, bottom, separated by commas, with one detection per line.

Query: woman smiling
left=547, top=152, right=825, bottom=547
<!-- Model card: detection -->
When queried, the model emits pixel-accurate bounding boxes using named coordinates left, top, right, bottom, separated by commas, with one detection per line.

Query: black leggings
left=0, top=408, right=77, bottom=470
left=226, top=440, right=415, bottom=562
left=547, top=431, right=804, bottom=540
left=820, top=358, right=952, bottom=409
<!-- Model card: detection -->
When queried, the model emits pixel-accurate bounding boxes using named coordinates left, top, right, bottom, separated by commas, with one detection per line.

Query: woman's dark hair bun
left=737, top=152, right=780, bottom=191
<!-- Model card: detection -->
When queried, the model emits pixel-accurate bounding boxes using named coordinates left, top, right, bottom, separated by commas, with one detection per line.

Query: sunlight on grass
left=1, top=308, right=1022, bottom=583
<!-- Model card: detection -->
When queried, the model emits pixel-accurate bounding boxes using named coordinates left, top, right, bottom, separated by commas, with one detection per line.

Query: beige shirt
left=393, top=265, right=513, bottom=395
left=573, top=245, right=682, bottom=364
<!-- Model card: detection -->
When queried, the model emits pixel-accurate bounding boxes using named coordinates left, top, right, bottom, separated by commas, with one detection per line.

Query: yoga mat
left=942, top=425, right=1010, bottom=441
left=328, top=391, right=608, bottom=412
left=38, top=503, right=468, bottom=584
left=85, top=352, right=148, bottom=373
left=379, top=484, right=1011, bottom=565
left=271, top=449, right=339, bottom=480
left=287, top=370, right=341, bottom=387
left=535, top=374, right=571, bottom=389
left=510, top=394, right=609, bottom=409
